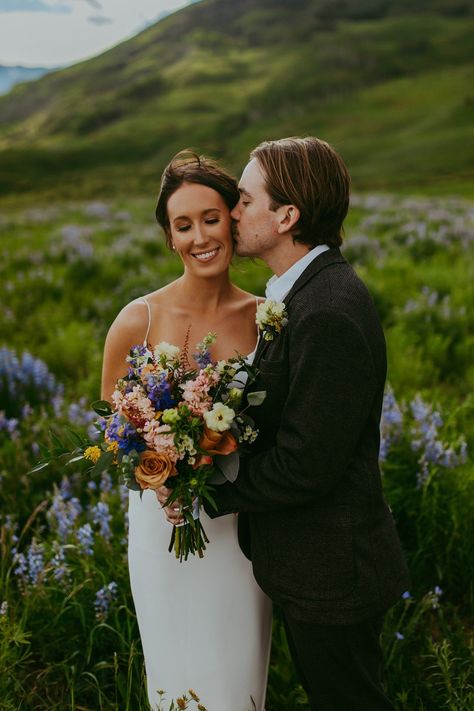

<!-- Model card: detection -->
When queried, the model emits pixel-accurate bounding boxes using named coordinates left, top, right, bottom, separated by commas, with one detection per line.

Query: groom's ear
left=276, top=204, right=301, bottom=235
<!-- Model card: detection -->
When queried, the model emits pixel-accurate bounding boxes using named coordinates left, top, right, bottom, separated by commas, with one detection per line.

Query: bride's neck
left=174, top=271, right=234, bottom=312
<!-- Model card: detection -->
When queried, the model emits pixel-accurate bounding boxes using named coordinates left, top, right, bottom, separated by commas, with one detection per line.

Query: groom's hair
left=250, top=137, right=350, bottom=248
left=156, top=149, right=239, bottom=249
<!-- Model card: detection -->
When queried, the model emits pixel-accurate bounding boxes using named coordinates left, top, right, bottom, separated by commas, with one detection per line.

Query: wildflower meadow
left=0, top=194, right=473, bottom=710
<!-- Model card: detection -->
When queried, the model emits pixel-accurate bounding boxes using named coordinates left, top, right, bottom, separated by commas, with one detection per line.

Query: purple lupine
left=68, top=397, right=96, bottom=428
left=100, top=471, right=113, bottom=495
left=76, top=523, right=94, bottom=556
left=12, top=551, right=28, bottom=584
left=26, top=540, right=46, bottom=585
left=47, top=490, right=82, bottom=541
left=409, top=394, right=468, bottom=487
left=94, top=581, right=118, bottom=621
left=90, top=501, right=112, bottom=542
left=379, top=385, right=403, bottom=463
left=0, top=346, right=62, bottom=419
left=50, top=542, right=70, bottom=582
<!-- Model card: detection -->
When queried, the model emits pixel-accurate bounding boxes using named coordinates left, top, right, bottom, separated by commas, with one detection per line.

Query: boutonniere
left=256, top=299, right=289, bottom=341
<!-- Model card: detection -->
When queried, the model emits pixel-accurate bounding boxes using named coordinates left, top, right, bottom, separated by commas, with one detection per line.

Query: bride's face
left=167, top=182, right=233, bottom=276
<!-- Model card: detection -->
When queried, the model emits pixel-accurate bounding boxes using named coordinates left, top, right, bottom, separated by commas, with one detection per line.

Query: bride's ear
left=276, top=205, right=300, bottom=235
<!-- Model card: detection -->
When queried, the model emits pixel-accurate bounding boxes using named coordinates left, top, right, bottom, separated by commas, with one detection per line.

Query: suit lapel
left=253, top=248, right=346, bottom=367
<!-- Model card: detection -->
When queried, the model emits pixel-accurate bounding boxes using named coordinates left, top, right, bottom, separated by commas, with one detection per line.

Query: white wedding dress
left=127, top=298, right=272, bottom=711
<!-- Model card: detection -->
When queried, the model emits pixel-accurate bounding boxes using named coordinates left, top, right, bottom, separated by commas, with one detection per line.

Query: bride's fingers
left=155, top=486, right=172, bottom=507
left=165, top=505, right=184, bottom=525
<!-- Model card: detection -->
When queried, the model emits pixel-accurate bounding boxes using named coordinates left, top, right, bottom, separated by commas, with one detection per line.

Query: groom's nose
left=230, top=204, right=240, bottom=221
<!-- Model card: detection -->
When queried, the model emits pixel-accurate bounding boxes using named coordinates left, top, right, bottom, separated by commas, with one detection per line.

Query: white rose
left=204, top=402, right=235, bottom=432
left=153, top=341, right=180, bottom=362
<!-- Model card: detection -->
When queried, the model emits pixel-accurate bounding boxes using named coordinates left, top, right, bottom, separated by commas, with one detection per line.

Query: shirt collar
left=265, top=244, right=330, bottom=302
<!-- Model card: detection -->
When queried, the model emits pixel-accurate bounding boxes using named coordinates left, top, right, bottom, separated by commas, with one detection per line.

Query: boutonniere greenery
left=256, top=299, right=289, bottom=341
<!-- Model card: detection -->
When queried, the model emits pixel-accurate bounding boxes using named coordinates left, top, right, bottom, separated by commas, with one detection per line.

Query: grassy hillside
left=0, top=0, right=473, bottom=200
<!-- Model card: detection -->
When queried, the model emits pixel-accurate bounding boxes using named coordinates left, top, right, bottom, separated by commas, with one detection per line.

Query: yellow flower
left=84, top=446, right=101, bottom=463
left=106, top=440, right=119, bottom=454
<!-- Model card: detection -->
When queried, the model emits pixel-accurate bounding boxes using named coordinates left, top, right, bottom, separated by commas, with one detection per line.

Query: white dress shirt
left=265, top=243, right=330, bottom=302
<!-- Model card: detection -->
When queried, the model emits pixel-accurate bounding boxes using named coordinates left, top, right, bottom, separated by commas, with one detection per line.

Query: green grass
left=1, top=191, right=473, bottom=709
left=0, top=4, right=473, bottom=200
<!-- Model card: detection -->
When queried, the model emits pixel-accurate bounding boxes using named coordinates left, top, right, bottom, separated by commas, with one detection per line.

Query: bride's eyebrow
left=172, top=208, right=221, bottom=222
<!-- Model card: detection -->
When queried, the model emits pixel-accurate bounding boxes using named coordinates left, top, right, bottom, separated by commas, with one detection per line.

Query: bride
left=100, top=151, right=272, bottom=710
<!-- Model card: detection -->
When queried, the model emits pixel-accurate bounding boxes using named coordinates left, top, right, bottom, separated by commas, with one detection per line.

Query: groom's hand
left=155, top=485, right=185, bottom=525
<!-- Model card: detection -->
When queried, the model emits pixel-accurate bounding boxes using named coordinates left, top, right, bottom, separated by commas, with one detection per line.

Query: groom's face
left=231, top=159, right=280, bottom=259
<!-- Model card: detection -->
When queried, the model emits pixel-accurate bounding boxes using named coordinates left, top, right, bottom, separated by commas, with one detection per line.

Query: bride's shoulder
left=106, top=297, right=150, bottom=345
left=233, top=288, right=265, bottom=309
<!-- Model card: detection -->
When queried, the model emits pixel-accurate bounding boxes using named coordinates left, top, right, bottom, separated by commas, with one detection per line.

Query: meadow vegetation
left=0, top=194, right=473, bottom=709
left=0, top=0, right=473, bottom=708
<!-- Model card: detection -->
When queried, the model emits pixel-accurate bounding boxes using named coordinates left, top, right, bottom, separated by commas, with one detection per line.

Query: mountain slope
left=0, top=65, right=54, bottom=96
left=0, top=0, right=473, bottom=199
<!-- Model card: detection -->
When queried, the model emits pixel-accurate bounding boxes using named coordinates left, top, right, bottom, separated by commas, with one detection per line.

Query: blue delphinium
left=143, top=370, right=175, bottom=410
left=105, top=413, right=146, bottom=455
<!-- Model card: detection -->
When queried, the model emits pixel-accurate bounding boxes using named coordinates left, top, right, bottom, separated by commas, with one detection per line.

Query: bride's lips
left=191, top=247, right=220, bottom=263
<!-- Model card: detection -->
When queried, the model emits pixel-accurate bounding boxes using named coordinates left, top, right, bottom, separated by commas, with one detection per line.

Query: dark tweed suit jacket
left=206, top=248, right=410, bottom=625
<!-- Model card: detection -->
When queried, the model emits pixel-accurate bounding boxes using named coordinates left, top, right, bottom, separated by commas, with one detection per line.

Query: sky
left=0, top=0, right=196, bottom=67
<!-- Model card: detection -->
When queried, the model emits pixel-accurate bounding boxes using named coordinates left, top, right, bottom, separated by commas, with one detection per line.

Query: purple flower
left=94, top=581, right=118, bottom=620
left=50, top=542, right=70, bottom=582
left=76, top=523, right=94, bottom=556
left=90, top=501, right=112, bottom=542
left=401, top=591, right=412, bottom=599
left=105, top=413, right=146, bottom=455
left=395, top=632, right=405, bottom=640
left=143, top=370, right=175, bottom=411
left=100, top=471, right=113, bottom=494
left=0, top=347, right=62, bottom=419
left=47, top=489, right=82, bottom=541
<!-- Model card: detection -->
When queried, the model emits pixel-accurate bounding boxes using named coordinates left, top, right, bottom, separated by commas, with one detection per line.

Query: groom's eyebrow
left=238, top=187, right=252, bottom=199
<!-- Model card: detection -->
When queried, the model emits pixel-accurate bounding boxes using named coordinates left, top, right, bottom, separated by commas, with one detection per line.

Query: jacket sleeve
left=206, top=308, right=377, bottom=515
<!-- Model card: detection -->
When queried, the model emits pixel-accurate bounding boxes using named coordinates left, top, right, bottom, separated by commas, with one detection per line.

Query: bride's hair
left=155, top=150, right=239, bottom=250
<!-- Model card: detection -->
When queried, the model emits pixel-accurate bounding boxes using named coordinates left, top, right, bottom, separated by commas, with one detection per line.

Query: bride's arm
left=100, top=301, right=148, bottom=401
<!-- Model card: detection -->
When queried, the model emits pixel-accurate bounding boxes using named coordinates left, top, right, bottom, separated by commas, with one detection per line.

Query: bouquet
left=33, top=333, right=265, bottom=561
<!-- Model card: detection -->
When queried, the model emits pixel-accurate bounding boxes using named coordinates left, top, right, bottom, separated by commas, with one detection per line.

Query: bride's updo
left=155, top=150, right=240, bottom=250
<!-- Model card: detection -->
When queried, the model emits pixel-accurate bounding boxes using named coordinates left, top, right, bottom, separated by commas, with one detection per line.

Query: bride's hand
left=155, top=485, right=185, bottom=525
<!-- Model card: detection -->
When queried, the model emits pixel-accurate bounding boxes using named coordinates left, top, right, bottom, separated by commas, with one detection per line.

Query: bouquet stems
left=168, top=517, right=210, bottom=562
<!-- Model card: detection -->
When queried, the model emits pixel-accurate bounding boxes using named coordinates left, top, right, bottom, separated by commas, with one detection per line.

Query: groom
left=165, top=137, right=409, bottom=710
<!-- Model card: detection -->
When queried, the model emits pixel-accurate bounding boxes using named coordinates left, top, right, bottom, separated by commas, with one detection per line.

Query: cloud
left=0, top=0, right=71, bottom=11
left=87, top=13, right=113, bottom=25
left=70, top=0, right=102, bottom=8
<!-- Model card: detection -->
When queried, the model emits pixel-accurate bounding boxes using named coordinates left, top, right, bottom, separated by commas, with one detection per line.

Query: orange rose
left=199, top=426, right=238, bottom=456
left=135, top=450, right=177, bottom=490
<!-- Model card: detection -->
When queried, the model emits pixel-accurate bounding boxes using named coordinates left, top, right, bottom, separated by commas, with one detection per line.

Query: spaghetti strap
left=141, top=297, right=152, bottom=347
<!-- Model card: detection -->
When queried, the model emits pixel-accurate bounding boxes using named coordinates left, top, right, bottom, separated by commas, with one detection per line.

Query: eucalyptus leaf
left=90, top=449, right=114, bottom=476
left=91, top=399, right=113, bottom=417
left=29, top=461, right=50, bottom=474
left=64, top=427, right=86, bottom=448
left=65, top=454, right=85, bottom=466
left=247, top=390, right=267, bottom=407
left=202, top=489, right=217, bottom=511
